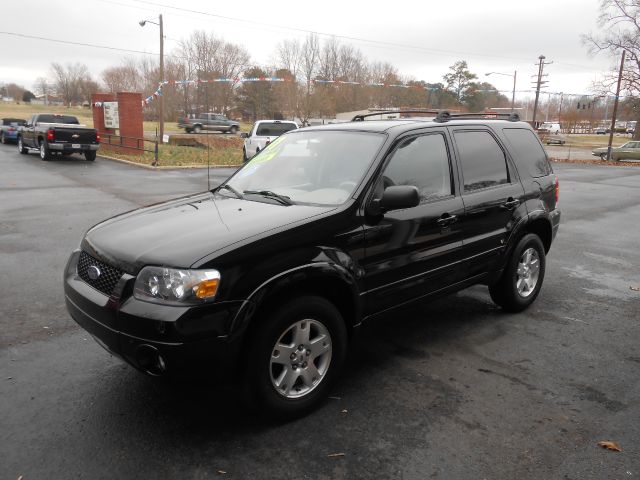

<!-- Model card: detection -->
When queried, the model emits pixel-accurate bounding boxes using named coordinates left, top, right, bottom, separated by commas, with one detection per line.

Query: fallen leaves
left=598, top=441, right=622, bottom=452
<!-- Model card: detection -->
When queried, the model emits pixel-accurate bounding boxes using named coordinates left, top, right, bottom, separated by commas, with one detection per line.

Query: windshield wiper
left=217, top=183, right=243, bottom=199
left=243, top=190, right=294, bottom=205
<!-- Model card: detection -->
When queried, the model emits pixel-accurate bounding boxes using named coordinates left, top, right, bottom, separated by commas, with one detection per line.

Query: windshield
left=224, top=130, right=385, bottom=206
left=256, top=122, right=298, bottom=136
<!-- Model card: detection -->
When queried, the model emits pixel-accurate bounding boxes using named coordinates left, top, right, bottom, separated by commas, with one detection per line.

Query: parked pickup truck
left=177, top=113, right=240, bottom=134
left=17, top=113, right=100, bottom=161
left=241, top=120, right=299, bottom=161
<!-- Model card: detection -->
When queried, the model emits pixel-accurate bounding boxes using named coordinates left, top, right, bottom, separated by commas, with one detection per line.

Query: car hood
left=82, top=192, right=334, bottom=274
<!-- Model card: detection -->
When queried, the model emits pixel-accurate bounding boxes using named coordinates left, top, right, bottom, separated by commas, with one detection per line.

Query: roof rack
left=351, top=110, right=442, bottom=121
left=433, top=111, right=521, bottom=122
left=351, top=110, right=520, bottom=122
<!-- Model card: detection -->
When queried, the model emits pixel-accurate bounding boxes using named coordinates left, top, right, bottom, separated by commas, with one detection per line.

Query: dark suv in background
left=64, top=111, right=560, bottom=418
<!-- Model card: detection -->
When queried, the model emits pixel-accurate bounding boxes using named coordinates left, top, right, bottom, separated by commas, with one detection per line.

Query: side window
left=382, top=133, right=452, bottom=203
left=454, top=131, right=509, bottom=192
left=502, top=128, right=551, bottom=178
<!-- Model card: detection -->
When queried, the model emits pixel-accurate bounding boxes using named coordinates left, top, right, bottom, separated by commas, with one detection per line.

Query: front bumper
left=49, top=143, right=99, bottom=152
left=63, top=250, right=243, bottom=377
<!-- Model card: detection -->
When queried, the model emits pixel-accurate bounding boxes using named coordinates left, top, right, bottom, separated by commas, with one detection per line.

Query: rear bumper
left=63, top=250, right=243, bottom=377
left=49, top=143, right=99, bottom=152
left=550, top=209, right=561, bottom=242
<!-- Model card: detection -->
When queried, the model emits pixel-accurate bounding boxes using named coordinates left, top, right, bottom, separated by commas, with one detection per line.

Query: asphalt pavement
left=1, top=145, right=639, bottom=479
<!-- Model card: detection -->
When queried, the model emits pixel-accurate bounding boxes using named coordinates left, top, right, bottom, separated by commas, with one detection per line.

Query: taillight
left=8, top=127, right=15, bottom=132
left=554, top=175, right=560, bottom=203
left=96, top=133, right=100, bottom=143
left=46, top=129, right=54, bottom=141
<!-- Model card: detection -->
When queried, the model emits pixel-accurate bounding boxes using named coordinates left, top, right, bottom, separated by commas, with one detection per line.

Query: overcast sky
left=0, top=0, right=618, bottom=100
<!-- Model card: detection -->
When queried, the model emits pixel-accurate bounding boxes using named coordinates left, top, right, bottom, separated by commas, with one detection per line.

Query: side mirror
left=375, top=185, right=420, bottom=212
left=240, top=132, right=249, bottom=139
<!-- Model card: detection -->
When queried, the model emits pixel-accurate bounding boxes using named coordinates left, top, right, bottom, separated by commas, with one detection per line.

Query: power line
left=128, top=0, right=598, bottom=67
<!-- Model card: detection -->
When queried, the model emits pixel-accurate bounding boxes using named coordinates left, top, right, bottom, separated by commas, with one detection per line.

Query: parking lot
left=1, top=145, right=639, bottom=479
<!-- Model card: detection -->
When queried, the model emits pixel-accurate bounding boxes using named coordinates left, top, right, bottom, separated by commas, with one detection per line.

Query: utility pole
left=558, top=92, right=564, bottom=129
left=607, top=50, right=625, bottom=160
left=531, top=55, right=552, bottom=127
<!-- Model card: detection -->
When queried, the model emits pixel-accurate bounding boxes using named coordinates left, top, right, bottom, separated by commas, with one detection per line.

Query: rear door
left=361, top=129, right=465, bottom=314
left=23, top=115, right=37, bottom=147
left=450, top=127, right=526, bottom=279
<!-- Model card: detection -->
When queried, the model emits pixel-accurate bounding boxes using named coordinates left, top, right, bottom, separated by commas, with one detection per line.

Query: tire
left=85, top=150, right=97, bottom=161
left=185, top=128, right=192, bottom=134
left=600, top=153, right=607, bottom=160
left=229, top=125, right=238, bottom=134
left=0, top=132, right=5, bottom=144
left=18, top=137, right=28, bottom=154
left=489, top=233, right=546, bottom=312
left=39, top=141, right=50, bottom=161
left=242, top=147, right=249, bottom=162
left=193, top=125, right=202, bottom=134
left=242, top=295, right=348, bottom=419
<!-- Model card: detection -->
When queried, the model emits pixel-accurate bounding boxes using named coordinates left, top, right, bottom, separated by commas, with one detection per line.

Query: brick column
left=116, top=92, right=144, bottom=155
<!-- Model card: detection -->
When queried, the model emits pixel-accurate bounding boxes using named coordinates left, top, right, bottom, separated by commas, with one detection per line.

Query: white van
left=538, top=122, right=561, bottom=135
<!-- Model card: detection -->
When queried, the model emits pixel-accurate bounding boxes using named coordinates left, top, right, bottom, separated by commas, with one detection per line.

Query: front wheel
left=242, top=147, right=249, bottom=162
left=85, top=150, right=97, bottom=161
left=0, top=132, right=5, bottom=144
left=229, top=125, right=238, bottom=134
left=243, top=296, right=348, bottom=419
left=489, top=233, right=546, bottom=312
left=18, top=137, right=28, bottom=154
left=600, top=153, right=607, bottom=160
left=193, top=125, right=202, bottom=134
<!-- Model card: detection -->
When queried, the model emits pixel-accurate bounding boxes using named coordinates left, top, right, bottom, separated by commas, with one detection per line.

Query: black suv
left=64, top=111, right=560, bottom=418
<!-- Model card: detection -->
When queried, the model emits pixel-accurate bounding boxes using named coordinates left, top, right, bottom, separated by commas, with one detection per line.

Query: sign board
left=162, top=134, right=170, bottom=144
left=103, top=102, right=119, bottom=129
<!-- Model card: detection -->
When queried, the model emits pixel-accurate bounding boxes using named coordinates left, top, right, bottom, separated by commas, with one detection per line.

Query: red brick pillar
left=116, top=92, right=144, bottom=155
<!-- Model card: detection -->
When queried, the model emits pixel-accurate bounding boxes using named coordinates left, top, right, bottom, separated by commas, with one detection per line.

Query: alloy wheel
left=269, top=318, right=332, bottom=399
left=516, top=247, right=540, bottom=298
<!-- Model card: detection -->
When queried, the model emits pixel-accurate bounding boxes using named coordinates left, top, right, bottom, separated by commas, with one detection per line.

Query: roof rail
left=434, top=111, right=521, bottom=122
left=351, top=109, right=443, bottom=122
left=351, top=110, right=521, bottom=122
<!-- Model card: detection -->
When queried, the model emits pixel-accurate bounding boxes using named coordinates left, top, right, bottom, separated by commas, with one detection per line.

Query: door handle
left=437, top=214, right=458, bottom=226
left=503, top=198, right=520, bottom=210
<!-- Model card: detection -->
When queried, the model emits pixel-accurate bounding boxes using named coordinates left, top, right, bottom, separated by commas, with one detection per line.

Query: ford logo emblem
left=87, top=265, right=101, bottom=280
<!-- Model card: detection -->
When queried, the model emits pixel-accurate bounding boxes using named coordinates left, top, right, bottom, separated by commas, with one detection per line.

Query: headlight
left=134, top=266, right=221, bottom=305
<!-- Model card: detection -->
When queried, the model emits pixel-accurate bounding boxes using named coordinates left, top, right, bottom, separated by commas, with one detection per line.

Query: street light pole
left=159, top=14, right=164, bottom=144
left=140, top=14, right=164, bottom=143
left=485, top=71, right=517, bottom=113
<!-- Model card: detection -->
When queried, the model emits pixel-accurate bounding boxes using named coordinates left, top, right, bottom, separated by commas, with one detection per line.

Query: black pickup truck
left=17, top=113, right=100, bottom=161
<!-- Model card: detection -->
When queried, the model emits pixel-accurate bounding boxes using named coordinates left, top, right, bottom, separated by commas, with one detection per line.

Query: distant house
left=1, top=96, right=15, bottom=103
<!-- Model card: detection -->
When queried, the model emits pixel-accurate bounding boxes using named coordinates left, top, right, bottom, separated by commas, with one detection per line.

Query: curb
left=97, top=153, right=242, bottom=170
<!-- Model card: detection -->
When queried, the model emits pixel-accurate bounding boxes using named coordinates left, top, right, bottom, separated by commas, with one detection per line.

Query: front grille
left=77, top=251, right=124, bottom=296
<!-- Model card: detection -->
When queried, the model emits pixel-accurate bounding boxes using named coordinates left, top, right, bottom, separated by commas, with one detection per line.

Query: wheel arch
left=229, top=263, right=362, bottom=343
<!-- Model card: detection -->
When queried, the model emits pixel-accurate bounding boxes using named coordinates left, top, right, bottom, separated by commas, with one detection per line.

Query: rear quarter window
left=502, top=128, right=552, bottom=178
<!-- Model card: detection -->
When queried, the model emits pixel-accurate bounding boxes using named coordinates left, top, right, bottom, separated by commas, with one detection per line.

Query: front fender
left=227, top=251, right=363, bottom=341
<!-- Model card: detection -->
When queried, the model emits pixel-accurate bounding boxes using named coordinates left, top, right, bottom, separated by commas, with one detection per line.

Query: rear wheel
left=489, top=233, right=546, bottom=312
left=600, top=153, right=607, bottom=160
left=18, top=137, right=28, bottom=154
left=39, top=141, right=50, bottom=161
left=85, top=150, right=97, bottom=161
left=243, top=296, right=348, bottom=419
left=193, top=125, right=202, bottom=134
left=229, top=125, right=238, bottom=134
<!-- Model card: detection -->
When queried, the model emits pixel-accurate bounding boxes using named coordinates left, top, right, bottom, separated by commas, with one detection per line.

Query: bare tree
left=50, top=62, right=93, bottom=106
left=102, top=61, right=141, bottom=93
left=583, top=0, right=640, bottom=138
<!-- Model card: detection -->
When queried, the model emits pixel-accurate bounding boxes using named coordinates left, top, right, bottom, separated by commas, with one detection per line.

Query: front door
left=361, top=130, right=465, bottom=315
